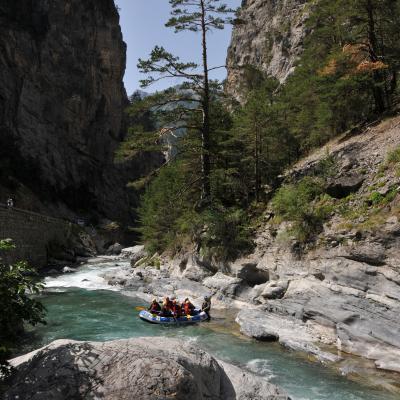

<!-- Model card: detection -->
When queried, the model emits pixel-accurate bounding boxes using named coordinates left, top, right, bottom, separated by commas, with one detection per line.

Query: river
left=25, top=260, right=399, bottom=400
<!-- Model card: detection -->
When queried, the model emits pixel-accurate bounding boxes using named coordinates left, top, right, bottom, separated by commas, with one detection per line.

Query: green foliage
left=0, top=240, right=46, bottom=377
left=199, top=207, right=254, bottom=261
left=227, top=78, right=296, bottom=202
left=272, top=177, right=330, bottom=242
left=317, top=153, right=337, bottom=179
left=133, top=0, right=236, bottom=202
left=137, top=160, right=254, bottom=261
left=128, top=0, right=400, bottom=260
left=368, top=191, right=385, bottom=205
left=166, top=0, right=235, bottom=32
left=387, top=146, right=400, bottom=164
left=264, top=0, right=400, bottom=153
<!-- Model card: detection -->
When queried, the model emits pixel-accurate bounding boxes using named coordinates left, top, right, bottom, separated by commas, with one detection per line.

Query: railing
left=0, top=203, right=80, bottom=226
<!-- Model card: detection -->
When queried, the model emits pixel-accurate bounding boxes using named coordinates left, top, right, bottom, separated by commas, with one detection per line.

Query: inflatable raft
left=139, top=309, right=208, bottom=325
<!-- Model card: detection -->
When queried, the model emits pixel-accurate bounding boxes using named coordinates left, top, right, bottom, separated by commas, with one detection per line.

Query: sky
left=114, top=0, right=241, bottom=95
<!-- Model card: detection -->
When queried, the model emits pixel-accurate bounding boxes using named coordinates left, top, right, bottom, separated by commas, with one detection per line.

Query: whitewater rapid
left=44, top=259, right=130, bottom=291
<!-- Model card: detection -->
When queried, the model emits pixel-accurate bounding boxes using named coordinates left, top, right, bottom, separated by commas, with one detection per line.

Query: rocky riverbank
left=4, top=337, right=289, bottom=400
left=97, top=116, right=400, bottom=389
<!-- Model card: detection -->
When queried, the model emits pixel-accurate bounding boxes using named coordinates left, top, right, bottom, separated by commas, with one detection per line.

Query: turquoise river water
left=24, top=261, right=400, bottom=400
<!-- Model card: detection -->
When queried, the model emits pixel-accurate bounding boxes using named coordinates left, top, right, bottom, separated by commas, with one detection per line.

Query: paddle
left=135, top=306, right=146, bottom=311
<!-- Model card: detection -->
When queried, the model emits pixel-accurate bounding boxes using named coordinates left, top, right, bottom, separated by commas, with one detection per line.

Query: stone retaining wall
left=0, top=205, right=74, bottom=268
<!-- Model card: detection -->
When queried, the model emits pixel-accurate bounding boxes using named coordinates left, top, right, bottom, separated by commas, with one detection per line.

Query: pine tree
left=137, top=0, right=235, bottom=204
left=229, top=77, right=295, bottom=202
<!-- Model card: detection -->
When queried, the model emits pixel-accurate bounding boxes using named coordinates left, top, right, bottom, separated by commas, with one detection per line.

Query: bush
left=137, top=163, right=254, bottom=261
left=136, top=163, right=193, bottom=255
left=0, top=239, right=46, bottom=376
left=387, top=146, right=400, bottom=164
left=272, top=177, right=329, bottom=242
left=199, top=207, right=254, bottom=261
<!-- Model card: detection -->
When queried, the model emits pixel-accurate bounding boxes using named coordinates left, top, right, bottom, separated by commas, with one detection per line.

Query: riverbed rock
left=227, top=117, right=400, bottom=373
left=236, top=309, right=341, bottom=364
left=229, top=261, right=270, bottom=287
left=203, top=272, right=245, bottom=298
left=4, top=338, right=290, bottom=400
left=106, top=243, right=123, bottom=255
left=259, top=280, right=289, bottom=300
left=121, top=245, right=147, bottom=263
left=62, top=266, right=77, bottom=274
left=171, top=253, right=214, bottom=282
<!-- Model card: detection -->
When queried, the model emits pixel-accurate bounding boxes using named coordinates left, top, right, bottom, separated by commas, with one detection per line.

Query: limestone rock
left=230, top=261, right=269, bottom=287
left=120, top=245, right=147, bottom=265
left=4, top=338, right=290, bottom=400
left=236, top=310, right=341, bottom=363
left=0, top=0, right=162, bottom=224
left=326, top=174, right=365, bottom=199
left=203, top=272, right=244, bottom=297
left=226, top=0, right=308, bottom=102
left=260, top=280, right=289, bottom=300
left=174, top=254, right=214, bottom=282
left=106, top=243, right=123, bottom=255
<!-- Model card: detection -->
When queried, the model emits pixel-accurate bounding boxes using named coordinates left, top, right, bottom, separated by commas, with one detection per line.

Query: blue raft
left=139, top=309, right=208, bottom=325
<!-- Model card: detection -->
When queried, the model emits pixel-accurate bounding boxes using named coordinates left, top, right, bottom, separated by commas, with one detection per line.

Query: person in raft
left=201, top=296, right=211, bottom=321
left=148, top=298, right=161, bottom=314
left=160, top=297, right=173, bottom=317
left=171, top=299, right=182, bottom=318
left=182, top=298, right=195, bottom=316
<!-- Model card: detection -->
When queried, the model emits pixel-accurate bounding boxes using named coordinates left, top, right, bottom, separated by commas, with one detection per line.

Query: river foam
left=44, top=260, right=130, bottom=291
left=246, top=358, right=276, bottom=380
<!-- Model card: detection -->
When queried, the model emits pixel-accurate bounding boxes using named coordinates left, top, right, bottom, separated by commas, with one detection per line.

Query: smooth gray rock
left=203, top=272, right=244, bottom=297
left=236, top=309, right=341, bottom=364
left=177, top=254, right=214, bottom=282
left=106, top=243, right=123, bottom=255
left=230, top=262, right=269, bottom=287
left=259, top=280, right=289, bottom=300
left=121, top=245, right=147, bottom=265
left=326, top=174, right=365, bottom=199
left=5, top=338, right=290, bottom=400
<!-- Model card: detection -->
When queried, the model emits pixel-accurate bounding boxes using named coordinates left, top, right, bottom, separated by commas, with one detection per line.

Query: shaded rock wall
left=0, top=204, right=73, bottom=267
left=226, top=0, right=308, bottom=102
left=0, top=0, right=159, bottom=226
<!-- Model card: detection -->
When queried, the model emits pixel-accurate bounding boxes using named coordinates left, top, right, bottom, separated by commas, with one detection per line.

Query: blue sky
left=115, top=0, right=241, bottom=95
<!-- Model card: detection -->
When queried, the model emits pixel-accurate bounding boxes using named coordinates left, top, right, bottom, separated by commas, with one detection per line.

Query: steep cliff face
left=226, top=0, right=308, bottom=102
left=0, top=0, right=157, bottom=224
left=226, top=116, right=400, bottom=374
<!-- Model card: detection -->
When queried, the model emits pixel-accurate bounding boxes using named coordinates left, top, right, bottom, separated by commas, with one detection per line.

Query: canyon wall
left=0, top=0, right=160, bottom=226
left=226, top=0, right=308, bottom=102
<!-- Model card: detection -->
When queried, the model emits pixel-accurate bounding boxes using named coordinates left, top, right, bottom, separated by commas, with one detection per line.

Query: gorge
left=1, top=0, right=400, bottom=399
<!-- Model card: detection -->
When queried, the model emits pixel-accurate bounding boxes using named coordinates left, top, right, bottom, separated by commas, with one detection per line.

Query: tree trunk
left=254, top=118, right=260, bottom=203
left=200, top=0, right=211, bottom=203
left=366, top=0, right=386, bottom=113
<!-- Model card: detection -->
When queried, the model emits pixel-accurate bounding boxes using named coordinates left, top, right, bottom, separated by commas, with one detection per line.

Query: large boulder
left=259, top=280, right=289, bottom=300
left=106, top=243, right=123, bottom=255
left=4, top=338, right=290, bottom=400
left=230, top=262, right=270, bottom=287
left=326, top=174, right=364, bottom=199
left=203, top=272, right=244, bottom=297
left=120, top=245, right=147, bottom=265
left=174, top=254, right=214, bottom=282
